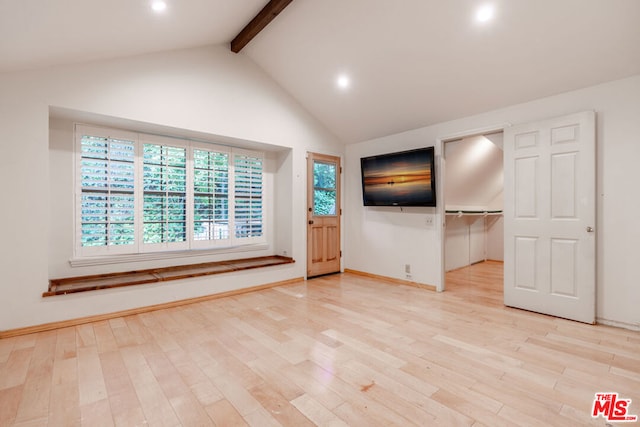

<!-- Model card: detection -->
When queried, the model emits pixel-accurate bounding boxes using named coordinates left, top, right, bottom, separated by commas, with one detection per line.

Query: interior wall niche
left=444, top=133, right=504, bottom=271
left=48, top=107, right=294, bottom=279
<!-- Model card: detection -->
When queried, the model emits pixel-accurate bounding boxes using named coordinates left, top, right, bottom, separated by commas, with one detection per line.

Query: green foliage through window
left=313, top=161, right=336, bottom=216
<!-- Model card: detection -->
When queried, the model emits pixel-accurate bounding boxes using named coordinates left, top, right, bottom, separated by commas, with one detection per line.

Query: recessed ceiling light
left=476, top=4, right=494, bottom=23
left=336, top=74, right=350, bottom=90
left=151, top=0, right=167, bottom=12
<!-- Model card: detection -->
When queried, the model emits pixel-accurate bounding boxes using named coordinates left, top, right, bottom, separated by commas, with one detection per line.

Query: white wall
left=444, top=135, right=503, bottom=211
left=345, top=74, right=640, bottom=330
left=0, top=45, right=343, bottom=331
left=486, top=216, right=504, bottom=262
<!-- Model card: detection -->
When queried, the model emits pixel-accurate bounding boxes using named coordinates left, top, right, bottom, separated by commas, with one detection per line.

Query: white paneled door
left=504, top=111, right=596, bottom=323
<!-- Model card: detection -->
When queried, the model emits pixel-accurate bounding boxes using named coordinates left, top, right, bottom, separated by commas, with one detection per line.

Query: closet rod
left=445, top=210, right=503, bottom=217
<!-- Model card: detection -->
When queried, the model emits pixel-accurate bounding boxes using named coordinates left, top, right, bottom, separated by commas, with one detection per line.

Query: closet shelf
left=445, top=209, right=503, bottom=217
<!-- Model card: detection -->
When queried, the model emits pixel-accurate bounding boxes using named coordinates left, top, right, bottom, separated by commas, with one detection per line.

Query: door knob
left=586, top=226, right=594, bottom=233
left=308, top=220, right=314, bottom=225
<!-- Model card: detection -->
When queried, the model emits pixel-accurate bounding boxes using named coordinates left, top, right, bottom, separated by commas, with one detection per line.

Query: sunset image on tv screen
left=361, top=148, right=434, bottom=206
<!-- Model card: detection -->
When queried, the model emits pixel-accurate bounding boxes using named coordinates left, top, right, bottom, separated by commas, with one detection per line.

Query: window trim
left=68, top=244, right=269, bottom=267
left=73, top=124, right=267, bottom=261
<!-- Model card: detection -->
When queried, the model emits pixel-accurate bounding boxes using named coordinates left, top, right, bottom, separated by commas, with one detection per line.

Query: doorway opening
left=441, top=131, right=504, bottom=295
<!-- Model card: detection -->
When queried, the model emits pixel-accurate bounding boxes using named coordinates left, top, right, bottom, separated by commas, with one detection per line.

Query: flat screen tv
left=360, top=147, right=436, bottom=207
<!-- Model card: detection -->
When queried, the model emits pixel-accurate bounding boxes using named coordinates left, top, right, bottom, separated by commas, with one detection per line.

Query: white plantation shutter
left=77, top=126, right=137, bottom=256
left=141, top=137, right=188, bottom=251
left=233, top=150, right=264, bottom=242
left=192, top=145, right=230, bottom=247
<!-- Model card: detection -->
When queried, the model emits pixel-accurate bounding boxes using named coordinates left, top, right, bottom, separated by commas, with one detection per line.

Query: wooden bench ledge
left=45, top=255, right=294, bottom=297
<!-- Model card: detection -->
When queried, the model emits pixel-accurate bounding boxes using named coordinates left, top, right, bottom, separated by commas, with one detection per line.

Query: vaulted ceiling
left=2, top=0, right=640, bottom=143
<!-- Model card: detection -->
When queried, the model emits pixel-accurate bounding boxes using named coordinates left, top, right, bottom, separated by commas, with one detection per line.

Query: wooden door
left=504, top=111, right=596, bottom=323
left=307, top=153, right=341, bottom=278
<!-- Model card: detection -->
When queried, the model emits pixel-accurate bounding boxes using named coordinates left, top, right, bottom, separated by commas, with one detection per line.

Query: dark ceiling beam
left=231, top=0, right=294, bottom=53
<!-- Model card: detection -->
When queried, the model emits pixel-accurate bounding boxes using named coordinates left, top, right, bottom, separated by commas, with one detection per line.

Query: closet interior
left=444, top=133, right=504, bottom=272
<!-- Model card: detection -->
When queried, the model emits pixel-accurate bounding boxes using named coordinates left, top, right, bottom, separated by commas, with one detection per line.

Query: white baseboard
left=596, top=317, right=640, bottom=332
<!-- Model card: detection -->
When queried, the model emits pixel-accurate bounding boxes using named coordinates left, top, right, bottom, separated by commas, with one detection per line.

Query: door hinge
left=339, top=166, right=342, bottom=174
left=340, top=208, right=342, bottom=215
left=340, top=250, right=342, bottom=257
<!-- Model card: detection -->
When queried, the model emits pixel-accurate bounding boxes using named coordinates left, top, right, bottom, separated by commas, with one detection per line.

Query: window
left=140, top=136, right=188, bottom=252
left=234, top=151, right=264, bottom=239
left=75, top=125, right=265, bottom=258
left=193, top=148, right=229, bottom=243
left=77, top=128, right=137, bottom=256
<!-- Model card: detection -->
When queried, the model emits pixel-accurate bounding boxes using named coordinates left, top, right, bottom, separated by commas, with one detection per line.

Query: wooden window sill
left=44, top=255, right=294, bottom=297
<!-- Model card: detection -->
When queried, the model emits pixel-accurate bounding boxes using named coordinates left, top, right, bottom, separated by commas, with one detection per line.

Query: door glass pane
left=313, top=161, right=336, bottom=216
left=314, top=162, right=336, bottom=189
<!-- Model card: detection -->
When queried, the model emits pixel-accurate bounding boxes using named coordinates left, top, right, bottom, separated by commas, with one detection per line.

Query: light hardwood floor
left=1, top=261, right=638, bottom=426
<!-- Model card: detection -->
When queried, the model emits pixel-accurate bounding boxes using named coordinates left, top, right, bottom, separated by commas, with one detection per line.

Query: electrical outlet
left=405, top=264, right=411, bottom=274
left=425, top=215, right=434, bottom=226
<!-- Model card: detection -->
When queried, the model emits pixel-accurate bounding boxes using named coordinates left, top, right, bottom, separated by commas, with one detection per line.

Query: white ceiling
left=2, top=0, right=640, bottom=143
left=0, top=0, right=268, bottom=70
